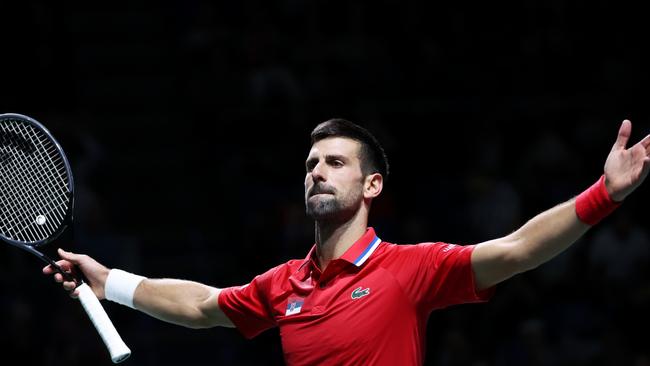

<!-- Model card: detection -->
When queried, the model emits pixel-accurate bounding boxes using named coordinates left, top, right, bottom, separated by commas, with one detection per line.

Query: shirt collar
left=290, top=228, right=382, bottom=291
left=296, top=227, right=382, bottom=273
left=339, top=227, right=382, bottom=266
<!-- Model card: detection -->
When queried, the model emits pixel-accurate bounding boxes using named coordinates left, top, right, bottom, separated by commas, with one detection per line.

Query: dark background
left=2, top=1, right=649, bottom=365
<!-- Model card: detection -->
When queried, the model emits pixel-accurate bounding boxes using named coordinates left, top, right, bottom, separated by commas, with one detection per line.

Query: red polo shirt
left=218, top=228, right=494, bottom=365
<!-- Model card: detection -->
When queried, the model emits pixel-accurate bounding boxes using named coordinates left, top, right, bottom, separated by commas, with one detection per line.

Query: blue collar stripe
left=353, top=236, right=381, bottom=266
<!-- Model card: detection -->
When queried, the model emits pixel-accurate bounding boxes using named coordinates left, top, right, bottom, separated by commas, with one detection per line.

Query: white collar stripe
left=353, top=236, right=382, bottom=266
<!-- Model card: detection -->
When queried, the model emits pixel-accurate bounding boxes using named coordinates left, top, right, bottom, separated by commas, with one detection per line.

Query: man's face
left=304, top=137, right=365, bottom=221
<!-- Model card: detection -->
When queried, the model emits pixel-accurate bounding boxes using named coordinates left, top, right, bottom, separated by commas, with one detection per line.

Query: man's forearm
left=132, top=278, right=233, bottom=329
left=506, top=198, right=590, bottom=272
left=472, top=198, right=591, bottom=290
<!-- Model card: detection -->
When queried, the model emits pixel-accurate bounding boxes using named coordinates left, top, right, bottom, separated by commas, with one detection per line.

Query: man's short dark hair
left=310, top=118, right=389, bottom=179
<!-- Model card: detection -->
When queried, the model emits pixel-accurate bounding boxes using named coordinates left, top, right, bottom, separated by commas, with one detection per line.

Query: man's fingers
left=41, top=248, right=83, bottom=295
left=42, top=259, right=73, bottom=274
left=613, top=119, right=632, bottom=150
left=47, top=248, right=83, bottom=274
left=639, top=134, right=650, bottom=152
left=57, top=248, right=80, bottom=262
left=42, top=248, right=79, bottom=275
left=62, top=280, right=77, bottom=292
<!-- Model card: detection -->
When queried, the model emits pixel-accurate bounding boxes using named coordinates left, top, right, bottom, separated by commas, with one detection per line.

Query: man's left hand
left=604, top=119, right=650, bottom=201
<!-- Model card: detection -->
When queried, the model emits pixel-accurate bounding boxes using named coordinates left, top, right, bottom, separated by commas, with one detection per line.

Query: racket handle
left=77, top=283, right=132, bottom=363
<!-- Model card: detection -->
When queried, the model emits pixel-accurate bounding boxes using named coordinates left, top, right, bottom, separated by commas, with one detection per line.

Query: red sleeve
left=393, top=243, right=494, bottom=312
left=218, top=266, right=280, bottom=339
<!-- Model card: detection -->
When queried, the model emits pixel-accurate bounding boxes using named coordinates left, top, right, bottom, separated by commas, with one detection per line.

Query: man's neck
left=314, top=210, right=368, bottom=270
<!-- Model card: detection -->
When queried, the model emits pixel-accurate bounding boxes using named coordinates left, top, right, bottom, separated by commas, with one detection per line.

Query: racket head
left=0, top=113, right=74, bottom=248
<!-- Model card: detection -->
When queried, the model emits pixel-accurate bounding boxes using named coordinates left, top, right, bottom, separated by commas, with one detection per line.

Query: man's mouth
left=309, top=187, right=334, bottom=197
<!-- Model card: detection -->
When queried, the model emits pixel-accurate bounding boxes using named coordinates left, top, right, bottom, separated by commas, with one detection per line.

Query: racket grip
left=77, top=283, right=132, bottom=363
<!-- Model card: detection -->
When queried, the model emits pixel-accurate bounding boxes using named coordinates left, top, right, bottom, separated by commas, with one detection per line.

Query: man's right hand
left=42, top=248, right=110, bottom=299
left=43, top=248, right=234, bottom=329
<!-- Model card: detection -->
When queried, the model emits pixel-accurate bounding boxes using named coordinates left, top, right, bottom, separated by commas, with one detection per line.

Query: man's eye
left=331, top=160, right=343, bottom=167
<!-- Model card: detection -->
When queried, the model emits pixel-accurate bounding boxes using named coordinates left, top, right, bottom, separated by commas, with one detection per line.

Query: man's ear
left=364, top=173, right=383, bottom=199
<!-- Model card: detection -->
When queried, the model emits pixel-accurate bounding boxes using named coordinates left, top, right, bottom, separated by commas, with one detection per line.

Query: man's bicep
left=471, top=236, right=525, bottom=291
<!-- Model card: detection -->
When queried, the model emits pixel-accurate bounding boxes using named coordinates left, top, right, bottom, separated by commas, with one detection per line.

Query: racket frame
left=1, top=113, right=75, bottom=277
left=0, top=113, right=75, bottom=248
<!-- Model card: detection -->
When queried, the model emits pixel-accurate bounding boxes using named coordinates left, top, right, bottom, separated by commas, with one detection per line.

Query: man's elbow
left=183, top=312, right=215, bottom=329
left=194, top=311, right=236, bottom=329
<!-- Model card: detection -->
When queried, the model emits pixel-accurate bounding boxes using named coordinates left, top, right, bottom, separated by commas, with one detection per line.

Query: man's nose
left=311, top=162, right=326, bottom=181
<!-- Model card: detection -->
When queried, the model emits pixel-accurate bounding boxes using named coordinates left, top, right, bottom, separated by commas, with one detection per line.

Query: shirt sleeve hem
left=468, top=245, right=496, bottom=302
left=218, top=287, right=264, bottom=339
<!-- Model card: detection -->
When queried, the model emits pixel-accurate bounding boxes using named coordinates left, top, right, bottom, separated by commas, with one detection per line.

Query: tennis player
left=44, top=118, right=650, bottom=365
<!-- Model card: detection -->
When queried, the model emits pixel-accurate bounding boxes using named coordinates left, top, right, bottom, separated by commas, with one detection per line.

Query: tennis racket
left=0, top=113, right=131, bottom=363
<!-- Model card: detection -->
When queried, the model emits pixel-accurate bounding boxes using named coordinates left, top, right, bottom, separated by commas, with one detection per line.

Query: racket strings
left=1, top=125, right=61, bottom=218
left=2, top=145, right=67, bottom=220
left=0, top=121, right=71, bottom=242
left=1, top=125, right=69, bottom=239
left=0, top=146, right=64, bottom=240
left=2, top=157, right=66, bottom=240
left=17, top=124, right=69, bottom=208
left=25, top=123, right=70, bottom=192
left=0, top=137, right=68, bottom=241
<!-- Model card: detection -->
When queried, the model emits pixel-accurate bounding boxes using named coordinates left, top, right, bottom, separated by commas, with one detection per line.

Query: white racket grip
left=77, top=283, right=132, bottom=363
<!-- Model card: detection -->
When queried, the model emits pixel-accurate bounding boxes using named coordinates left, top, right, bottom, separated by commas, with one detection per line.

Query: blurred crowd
left=2, top=1, right=649, bottom=365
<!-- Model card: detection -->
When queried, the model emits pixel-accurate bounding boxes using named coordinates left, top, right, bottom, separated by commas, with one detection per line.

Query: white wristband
left=105, top=269, right=146, bottom=309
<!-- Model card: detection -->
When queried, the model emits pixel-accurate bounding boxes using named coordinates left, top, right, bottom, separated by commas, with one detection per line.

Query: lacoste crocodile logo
left=351, top=287, right=370, bottom=300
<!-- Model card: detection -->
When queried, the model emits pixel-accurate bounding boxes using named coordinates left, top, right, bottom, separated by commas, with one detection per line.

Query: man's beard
left=305, top=184, right=361, bottom=222
left=306, top=196, right=344, bottom=221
